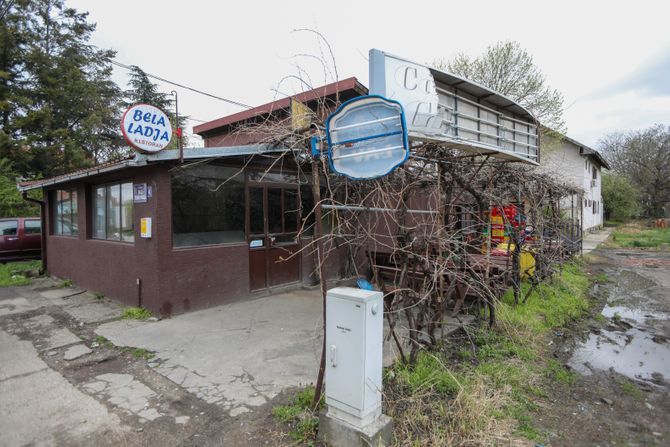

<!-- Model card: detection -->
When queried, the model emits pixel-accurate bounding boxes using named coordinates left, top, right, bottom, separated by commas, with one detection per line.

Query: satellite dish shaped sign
left=326, top=95, right=409, bottom=180
left=121, top=103, right=173, bottom=153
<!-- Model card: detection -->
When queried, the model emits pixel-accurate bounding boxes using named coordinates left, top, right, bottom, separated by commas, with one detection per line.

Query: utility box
left=325, top=287, right=384, bottom=428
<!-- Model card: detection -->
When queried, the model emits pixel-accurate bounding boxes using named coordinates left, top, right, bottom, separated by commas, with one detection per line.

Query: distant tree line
left=0, top=0, right=183, bottom=217
left=600, top=125, right=670, bottom=219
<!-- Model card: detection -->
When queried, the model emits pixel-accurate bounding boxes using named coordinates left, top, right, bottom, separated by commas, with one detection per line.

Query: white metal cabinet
left=325, top=287, right=383, bottom=428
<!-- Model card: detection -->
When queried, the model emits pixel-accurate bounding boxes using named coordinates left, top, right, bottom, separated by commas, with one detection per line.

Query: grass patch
left=272, top=387, right=322, bottom=445
left=58, top=279, right=73, bottom=288
left=121, top=307, right=152, bottom=320
left=610, top=222, right=670, bottom=248
left=385, top=260, right=592, bottom=445
left=130, top=348, right=154, bottom=360
left=93, top=292, right=104, bottom=300
left=618, top=378, right=643, bottom=399
left=94, top=335, right=115, bottom=348
left=0, top=260, right=41, bottom=287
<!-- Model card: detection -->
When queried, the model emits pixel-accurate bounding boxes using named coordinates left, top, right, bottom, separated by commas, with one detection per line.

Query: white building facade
left=539, top=132, right=610, bottom=232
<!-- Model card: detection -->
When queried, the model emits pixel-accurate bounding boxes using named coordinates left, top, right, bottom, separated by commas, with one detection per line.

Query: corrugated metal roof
left=193, top=77, right=367, bottom=135
left=17, top=156, right=139, bottom=191
left=16, top=145, right=290, bottom=191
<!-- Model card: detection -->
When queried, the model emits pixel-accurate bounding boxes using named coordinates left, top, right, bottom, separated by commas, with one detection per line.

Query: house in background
left=539, top=131, right=610, bottom=232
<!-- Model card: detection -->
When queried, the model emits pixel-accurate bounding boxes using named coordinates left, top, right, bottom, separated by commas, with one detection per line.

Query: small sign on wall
left=134, top=183, right=148, bottom=203
left=140, top=217, right=152, bottom=238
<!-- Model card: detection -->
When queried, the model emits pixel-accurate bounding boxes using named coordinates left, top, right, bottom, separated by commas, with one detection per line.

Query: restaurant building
left=19, top=78, right=367, bottom=316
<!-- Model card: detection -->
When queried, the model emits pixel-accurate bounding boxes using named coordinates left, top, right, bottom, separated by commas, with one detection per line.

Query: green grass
left=272, top=387, right=323, bottom=445
left=498, top=261, right=591, bottom=332
left=94, top=335, right=115, bottom=348
left=384, top=260, right=592, bottom=445
left=130, top=348, right=154, bottom=360
left=618, top=378, right=643, bottom=399
left=58, top=279, right=73, bottom=288
left=611, top=226, right=670, bottom=248
left=121, top=307, right=152, bottom=320
left=0, top=260, right=41, bottom=287
left=93, top=292, right=104, bottom=300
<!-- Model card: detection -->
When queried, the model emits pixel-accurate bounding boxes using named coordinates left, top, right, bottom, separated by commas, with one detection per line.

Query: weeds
left=94, top=335, right=115, bottom=348
left=610, top=222, right=670, bottom=249
left=59, top=279, right=73, bottom=288
left=272, top=387, right=322, bottom=445
left=121, top=307, right=152, bottom=320
left=384, top=260, right=591, bottom=445
left=618, top=379, right=643, bottom=399
left=0, top=261, right=41, bottom=287
left=93, top=292, right=104, bottom=300
left=130, top=348, right=154, bottom=360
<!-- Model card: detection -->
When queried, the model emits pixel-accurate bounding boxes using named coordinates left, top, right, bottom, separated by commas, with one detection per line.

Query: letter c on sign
left=403, top=66, right=418, bottom=91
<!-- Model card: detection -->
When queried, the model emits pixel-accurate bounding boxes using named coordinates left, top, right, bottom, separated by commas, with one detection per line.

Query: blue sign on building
left=325, top=95, right=409, bottom=180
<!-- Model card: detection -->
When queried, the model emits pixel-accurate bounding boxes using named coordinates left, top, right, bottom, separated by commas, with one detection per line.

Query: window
left=592, top=166, right=597, bottom=180
left=25, top=220, right=41, bottom=234
left=172, top=164, right=245, bottom=247
left=0, top=220, right=17, bottom=236
left=54, top=189, right=78, bottom=236
left=92, top=182, right=134, bottom=242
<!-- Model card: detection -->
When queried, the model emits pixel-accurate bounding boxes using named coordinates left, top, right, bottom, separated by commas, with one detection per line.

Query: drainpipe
left=21, top=192, right=47, bottom=273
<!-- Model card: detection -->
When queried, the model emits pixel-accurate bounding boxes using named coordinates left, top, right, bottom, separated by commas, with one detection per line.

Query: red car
left=0, top=217, right=42, bottom=262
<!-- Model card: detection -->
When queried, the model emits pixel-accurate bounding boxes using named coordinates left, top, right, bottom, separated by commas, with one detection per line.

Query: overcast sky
left=69, top=0, right=670, bottom=149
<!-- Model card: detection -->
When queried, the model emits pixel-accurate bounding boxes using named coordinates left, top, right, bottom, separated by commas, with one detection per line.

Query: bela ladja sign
left=121, top=103, right=173, bottom=153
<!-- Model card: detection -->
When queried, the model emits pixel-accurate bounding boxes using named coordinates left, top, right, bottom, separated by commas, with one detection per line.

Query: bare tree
left=599, top=124, right=670, bottom=217
left=433, top=41, right=566, bottom=133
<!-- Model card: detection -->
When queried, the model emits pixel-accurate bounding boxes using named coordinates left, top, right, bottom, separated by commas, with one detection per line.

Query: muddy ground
left=536, top=247, right=670, bottom=447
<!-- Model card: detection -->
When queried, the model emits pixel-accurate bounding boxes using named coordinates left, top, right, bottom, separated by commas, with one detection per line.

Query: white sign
left=369, top=49, right=540, bottom=164
left=121, top=104, right=173, bottom=153
left=133, top=183, right=148, bottom=203
left=326, top=95, right=409, bottom=180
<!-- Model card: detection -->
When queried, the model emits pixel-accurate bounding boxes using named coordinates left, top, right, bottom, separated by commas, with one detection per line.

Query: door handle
left=329, top=345, right=337, bottom=367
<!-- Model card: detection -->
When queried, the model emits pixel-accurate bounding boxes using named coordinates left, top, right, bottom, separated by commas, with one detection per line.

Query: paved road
left=582, top=227, right=613, bottom=254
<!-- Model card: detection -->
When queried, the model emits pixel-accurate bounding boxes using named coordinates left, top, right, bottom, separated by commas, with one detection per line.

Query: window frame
left=24, top=219, right=41, bottom=235
left=0, top=219, right=18, bottom=236
left=91, top=180, right=135, bottom=243
left=53, top=188, right=78, bottom=237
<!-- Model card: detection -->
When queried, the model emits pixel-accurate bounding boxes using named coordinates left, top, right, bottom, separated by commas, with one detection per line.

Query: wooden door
left=248, top=185, right=301, bottom=291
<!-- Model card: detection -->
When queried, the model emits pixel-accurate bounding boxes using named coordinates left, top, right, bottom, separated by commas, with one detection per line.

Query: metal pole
left=311, top=154, right=329, bottom=409
left=171, top=90, right=182, bottom=163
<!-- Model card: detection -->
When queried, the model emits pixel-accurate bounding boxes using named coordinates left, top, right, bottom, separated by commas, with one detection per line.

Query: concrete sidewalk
left=97, top=289, right=325, bottom=417
left=582, top=227, right=613, bottom=254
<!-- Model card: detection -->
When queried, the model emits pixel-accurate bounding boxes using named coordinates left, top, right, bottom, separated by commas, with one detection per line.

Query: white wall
left=538, top=135, right=604, bottom=232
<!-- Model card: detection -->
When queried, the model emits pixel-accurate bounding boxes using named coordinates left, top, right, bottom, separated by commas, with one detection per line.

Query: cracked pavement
left=0, top=278, right=312, bottom=446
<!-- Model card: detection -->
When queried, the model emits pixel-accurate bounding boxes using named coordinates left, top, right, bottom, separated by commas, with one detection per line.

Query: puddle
left=600, top=305, right=668, bottom=325
left=569, top=304, right=670, bottom=385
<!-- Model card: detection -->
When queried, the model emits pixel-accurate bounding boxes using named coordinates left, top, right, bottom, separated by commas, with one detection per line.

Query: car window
left=25, top=220, right=41, bottom=234
left=0, top=220, right=18, bottom=236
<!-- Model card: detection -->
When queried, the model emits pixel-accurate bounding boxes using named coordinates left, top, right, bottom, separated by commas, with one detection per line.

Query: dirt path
left=536, top=248, right=670, bottom=446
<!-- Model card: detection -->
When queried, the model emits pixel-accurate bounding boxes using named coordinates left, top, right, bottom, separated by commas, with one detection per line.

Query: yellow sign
left=291, top=99, right=313, bottom=131
left=140, top=217, right=152, bottom=238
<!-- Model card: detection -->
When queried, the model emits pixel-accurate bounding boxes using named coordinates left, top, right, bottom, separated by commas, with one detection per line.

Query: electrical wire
left=111, top=60, right=253, bottom=109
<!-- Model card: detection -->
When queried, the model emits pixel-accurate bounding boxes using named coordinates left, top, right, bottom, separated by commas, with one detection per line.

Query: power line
left=111, top=60, right=253, bottom=109
left=0, top=0, right=17, bottom=21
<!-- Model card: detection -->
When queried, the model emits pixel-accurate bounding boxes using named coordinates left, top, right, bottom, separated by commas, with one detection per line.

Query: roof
left=17, top=145, right=289, bottom=192
left=193, top=77, right=368, bottom=135
left=542, top=127, right=611, bottom=170
left=17, top=156, right=138, bottom=192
